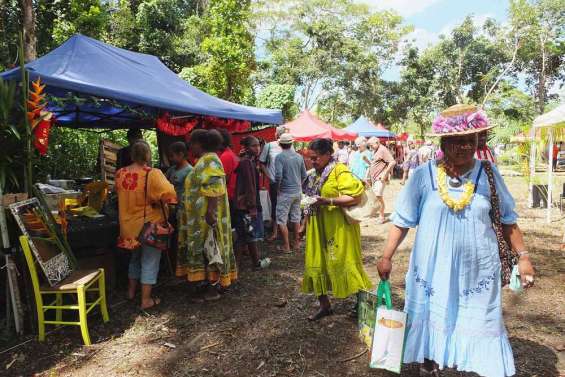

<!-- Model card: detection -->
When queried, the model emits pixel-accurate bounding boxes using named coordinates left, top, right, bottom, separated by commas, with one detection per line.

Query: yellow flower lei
left=437, top=165, right=475, bottom=212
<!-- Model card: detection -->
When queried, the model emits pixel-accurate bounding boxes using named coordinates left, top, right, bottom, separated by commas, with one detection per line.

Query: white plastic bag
left=369, top=281, right=407, bottom=374
left=259, top=189, right=271, bottom=222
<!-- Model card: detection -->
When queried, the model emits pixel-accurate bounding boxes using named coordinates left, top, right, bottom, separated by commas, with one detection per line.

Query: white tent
left=529, top=103, right=565, bottom=223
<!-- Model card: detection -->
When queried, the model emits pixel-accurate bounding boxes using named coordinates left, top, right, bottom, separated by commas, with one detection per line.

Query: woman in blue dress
left=377, top=104, right=535, bottom=377
left=349, top=140, right=372, bottom=180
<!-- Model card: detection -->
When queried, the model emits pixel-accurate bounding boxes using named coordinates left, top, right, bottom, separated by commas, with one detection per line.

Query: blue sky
left=359, top=0, right=511, bottom=80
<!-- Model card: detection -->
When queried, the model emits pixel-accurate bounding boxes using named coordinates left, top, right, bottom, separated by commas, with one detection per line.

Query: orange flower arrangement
left=26, top=78, right=55, bottom=155
left=27, top=78, right=47, bottom=130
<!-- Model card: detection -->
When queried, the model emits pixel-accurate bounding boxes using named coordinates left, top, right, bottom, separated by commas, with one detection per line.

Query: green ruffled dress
left=302, top=163, right=373, bottom=298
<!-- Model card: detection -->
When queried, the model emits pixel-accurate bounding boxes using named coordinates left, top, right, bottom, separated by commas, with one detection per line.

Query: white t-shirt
left=259, top=141, right=283, bottom=182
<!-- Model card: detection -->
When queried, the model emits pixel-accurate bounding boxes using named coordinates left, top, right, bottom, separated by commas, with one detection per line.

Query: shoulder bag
left=482, top=161, right=518, bottom=287
left=341, top=170, right=380, bottom=224
left=139, top=169, right=174, bottom=251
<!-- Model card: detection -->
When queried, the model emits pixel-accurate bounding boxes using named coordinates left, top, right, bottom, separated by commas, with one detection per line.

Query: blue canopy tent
left=344, top=116, right=395, bottom=138
left=0, top=34, right=283, bottom=128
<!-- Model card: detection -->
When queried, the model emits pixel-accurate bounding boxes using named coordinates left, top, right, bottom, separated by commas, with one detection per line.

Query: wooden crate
left=99, top=140, right=122, bottom=189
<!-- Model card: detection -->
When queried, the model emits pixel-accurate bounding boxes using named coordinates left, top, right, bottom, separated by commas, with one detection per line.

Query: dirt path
left=1, top=177, right=564, bottom=377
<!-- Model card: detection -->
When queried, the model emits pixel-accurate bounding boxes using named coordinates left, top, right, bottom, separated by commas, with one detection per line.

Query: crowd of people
left=113, top=103, right=536, bottom=377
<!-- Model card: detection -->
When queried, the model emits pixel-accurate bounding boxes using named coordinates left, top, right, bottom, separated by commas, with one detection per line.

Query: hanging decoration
left=201, top=116, right=251, bottom=133
left=156, top=112, right=199, bottom=136
left=156, top=113, right=252, bottom=137
left=27, top=78, right=55, bottom=156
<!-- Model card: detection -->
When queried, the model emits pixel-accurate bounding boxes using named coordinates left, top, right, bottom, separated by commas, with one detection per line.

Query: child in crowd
left=166, top=141, right=193, bottom=203
left=166, top=142, right=193, bottom=267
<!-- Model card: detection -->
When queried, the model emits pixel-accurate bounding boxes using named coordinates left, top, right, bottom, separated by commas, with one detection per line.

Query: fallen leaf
left=257, top=361, right=265, bottom=370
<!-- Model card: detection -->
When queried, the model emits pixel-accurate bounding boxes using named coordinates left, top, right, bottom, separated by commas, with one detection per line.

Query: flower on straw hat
left=429, top=104, right=494, bottom=137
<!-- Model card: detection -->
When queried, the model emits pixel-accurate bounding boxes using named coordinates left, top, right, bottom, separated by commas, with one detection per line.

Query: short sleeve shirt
left=259, top=141, right=283, bottom=182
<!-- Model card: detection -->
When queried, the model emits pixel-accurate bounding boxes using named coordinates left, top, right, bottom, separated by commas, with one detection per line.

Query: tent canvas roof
left=0, top=34, right=283, bottom=128
left=533, top=103, right=565, bottom=129
left=344, top=116, right=395, bottom=137
left=284, top=111, right=332, bottom=141
left=284, top=111, right=356, bottom=142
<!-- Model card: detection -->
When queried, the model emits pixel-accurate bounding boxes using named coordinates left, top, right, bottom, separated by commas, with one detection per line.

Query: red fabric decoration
left=231, top=127, right=276, bottom=155
left=201, top=116, right=251, bottom=133
left=33, top=117, right=53, bottom=156
left=156, top=113, right=198, bottom=136
left=157, top=113, right=252, bottom=137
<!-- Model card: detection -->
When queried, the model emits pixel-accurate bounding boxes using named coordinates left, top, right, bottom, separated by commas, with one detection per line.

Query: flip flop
left=307, top=308, right=334, bottom=322
left=140, top=297, right=161, bottom=313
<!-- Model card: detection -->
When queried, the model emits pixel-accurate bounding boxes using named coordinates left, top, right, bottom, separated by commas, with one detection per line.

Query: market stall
left=344, top=116, right=395, bottom=138
left=284, top=110, right=356, bottom=142
left=528, top=103, right=565, bottom=223
left=0, top=34, right=283, bottom=289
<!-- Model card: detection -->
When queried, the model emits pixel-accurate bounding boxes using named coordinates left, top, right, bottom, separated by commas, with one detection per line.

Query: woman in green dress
left=303, top=138, right=372, bottom=321
left=176, top=129, right=237, bottom=301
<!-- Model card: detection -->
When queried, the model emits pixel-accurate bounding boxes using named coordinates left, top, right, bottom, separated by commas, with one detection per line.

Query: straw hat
left=427, top=104, right=495, bottom=137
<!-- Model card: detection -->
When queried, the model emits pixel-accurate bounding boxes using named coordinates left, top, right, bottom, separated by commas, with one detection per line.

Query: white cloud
left=404, top=27, right=440, bottom=50
left=355, top=0, right=442, bottom=17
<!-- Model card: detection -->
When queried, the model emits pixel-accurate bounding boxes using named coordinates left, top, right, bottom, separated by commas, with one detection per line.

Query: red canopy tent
left=285, top=110, right=356, bottom=142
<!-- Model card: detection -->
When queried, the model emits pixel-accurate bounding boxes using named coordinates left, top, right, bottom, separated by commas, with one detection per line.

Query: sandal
left=307, top=308, right=334, bottom=321
left=140, top=297, right=161, bottom=311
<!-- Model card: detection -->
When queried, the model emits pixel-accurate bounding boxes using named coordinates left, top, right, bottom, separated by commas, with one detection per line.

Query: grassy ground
left=1, top=176, right=564, bottom=377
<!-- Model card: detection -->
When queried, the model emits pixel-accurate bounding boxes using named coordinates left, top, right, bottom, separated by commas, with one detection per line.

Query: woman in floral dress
left=176, top=129, right=237, bottom=301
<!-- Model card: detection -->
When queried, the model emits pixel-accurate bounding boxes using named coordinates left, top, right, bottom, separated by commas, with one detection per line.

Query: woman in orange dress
left=116, top=140, right=176, bottom=309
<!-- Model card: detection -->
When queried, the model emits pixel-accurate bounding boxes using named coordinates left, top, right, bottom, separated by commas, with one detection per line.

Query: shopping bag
left=204, top=226, right=223, bottom=269
left=259, top=189, right=271, bottom=222
left=369, top=280, right=407, bottom=374
left=357, top=289, right=378, bottom=348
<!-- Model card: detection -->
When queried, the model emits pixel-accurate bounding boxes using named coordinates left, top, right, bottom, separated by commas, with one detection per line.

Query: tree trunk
left=21, top=0, right=36, bottom=62
left=482, top=36, right=520, bottom=106
left=537, top=35, right=547, bottom=114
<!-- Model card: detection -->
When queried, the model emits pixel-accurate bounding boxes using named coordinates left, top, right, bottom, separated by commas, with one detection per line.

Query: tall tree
left=52, top=0, right=110, bottom=45
left=510, top=0, right=565, bottom=113
left=184, top=0, right=256, bottom=103
left=258, top=0, right=409, bottom=122
left=21, top=0, right=36, bottom=61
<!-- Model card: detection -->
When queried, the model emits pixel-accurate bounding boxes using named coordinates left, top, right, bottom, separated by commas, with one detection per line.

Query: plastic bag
left=369, top=281, right=407, bottom=374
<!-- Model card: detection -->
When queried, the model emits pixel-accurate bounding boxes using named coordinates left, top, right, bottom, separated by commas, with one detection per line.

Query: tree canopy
left=0, top=0, right=563, bottom=190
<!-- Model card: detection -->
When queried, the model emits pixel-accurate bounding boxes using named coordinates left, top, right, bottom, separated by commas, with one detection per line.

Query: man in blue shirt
left=274, top=133, right=307, bottom=252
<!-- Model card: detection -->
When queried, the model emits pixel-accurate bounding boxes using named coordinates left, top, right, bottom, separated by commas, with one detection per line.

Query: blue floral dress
left=391, top=159, right=517, bottom=377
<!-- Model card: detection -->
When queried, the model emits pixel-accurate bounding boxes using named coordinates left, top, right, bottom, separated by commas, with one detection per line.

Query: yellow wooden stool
left=19, top=236, right=110, bottom=345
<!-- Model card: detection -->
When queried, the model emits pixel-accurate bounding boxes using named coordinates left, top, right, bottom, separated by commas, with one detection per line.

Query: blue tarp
left=0, top=34, right=283, bottom=128
left=344, top=116, right=395, bottom=137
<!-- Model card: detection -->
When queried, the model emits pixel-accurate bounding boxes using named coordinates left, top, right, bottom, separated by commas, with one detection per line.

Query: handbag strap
left=143, top=169, right=149, bottom=223
left=376, top=280, right=393, bottom=310
left=482, top=161, right=503, bottom=228
left=482, top=161, right=518, bottom=286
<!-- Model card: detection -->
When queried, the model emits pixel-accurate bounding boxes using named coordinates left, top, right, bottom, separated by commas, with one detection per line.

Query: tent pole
left=547, top=128, right=554, bottom=223
left=529, top=127, right=536, bottom=208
